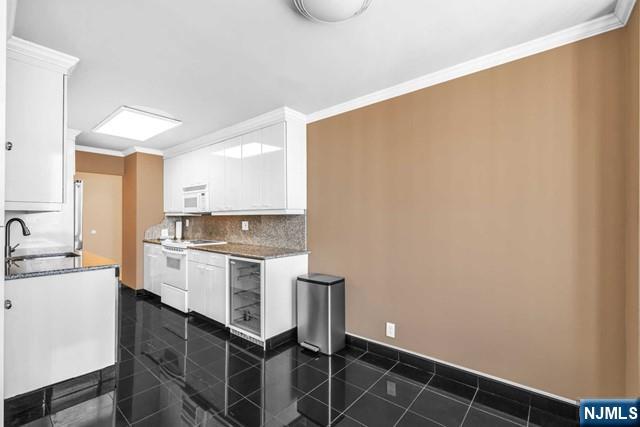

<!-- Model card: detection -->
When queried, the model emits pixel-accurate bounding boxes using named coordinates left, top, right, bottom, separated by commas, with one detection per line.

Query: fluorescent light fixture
left=211, top=143, right=282, bottom=159
left=93, top=106, right=182, bottom=141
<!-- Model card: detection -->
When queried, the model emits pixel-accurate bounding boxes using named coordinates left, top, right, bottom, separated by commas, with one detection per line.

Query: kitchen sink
left=7, top=252, right=80, bottom=262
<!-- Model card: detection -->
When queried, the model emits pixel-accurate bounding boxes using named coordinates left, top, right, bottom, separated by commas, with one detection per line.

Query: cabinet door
left=209, top=142, right=226, bottom=211
left=261, top=122, right=286, bottom=209
left=4, top=270, right=117, bottom=398
left=188, top=261, right=207, bottom=315
left=152, top=248, right=163, bottom=295
left=181, top=149, right=207, bottom=189
left=164, top=157, right=180, bottom=212
left=191, top=147, right=209, bottom=186
left=208, top=265, right=226, bottom=324
left=241, top=130, right=262, bottom=210
left=224, top=137, right=243, bottom=210
left=144, top=246, right=153, bottom=291
left=6, top=58, right=64, bottom=205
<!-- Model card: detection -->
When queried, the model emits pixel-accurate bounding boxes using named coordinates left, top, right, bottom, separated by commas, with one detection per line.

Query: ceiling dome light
left=293, top=0, right=372, bottom=23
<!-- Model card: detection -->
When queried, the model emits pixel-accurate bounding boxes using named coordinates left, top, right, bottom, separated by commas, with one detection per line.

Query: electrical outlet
left=241, top=221, right=249, bottom=231
left=386, top=322, right=396, bottom=338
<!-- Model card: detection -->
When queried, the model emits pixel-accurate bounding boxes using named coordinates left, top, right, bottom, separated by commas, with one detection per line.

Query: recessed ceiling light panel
left=93, top=106, right=182, bottom=141
left=293, top=0, right=372, bottom=23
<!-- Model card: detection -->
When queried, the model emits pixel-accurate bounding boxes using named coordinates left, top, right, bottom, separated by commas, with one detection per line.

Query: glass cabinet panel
left=229, top=259, right=262, bottom=336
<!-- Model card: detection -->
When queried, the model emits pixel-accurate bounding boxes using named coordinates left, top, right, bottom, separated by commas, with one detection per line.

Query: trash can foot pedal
left=301, top=342, right=320, bottom=353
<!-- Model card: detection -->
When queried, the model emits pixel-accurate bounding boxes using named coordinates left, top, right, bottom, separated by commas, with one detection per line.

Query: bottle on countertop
left=175, top=220, right=183, bottom=240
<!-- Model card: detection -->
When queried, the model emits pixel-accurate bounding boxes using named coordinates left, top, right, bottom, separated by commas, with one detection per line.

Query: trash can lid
left=298, top=273, right=344, bottom=286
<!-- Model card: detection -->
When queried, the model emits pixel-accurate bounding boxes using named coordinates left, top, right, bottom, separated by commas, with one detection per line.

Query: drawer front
left=189, top=250, right=226, bottom=267
left=161, top=284, right=188, bottom=313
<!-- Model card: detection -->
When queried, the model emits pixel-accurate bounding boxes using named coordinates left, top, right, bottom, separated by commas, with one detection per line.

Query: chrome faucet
left=5, top=218, right=31, bottom=259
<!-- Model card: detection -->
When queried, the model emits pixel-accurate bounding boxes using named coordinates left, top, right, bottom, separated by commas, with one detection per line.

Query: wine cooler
left=229, top=257, right=263, bottom=339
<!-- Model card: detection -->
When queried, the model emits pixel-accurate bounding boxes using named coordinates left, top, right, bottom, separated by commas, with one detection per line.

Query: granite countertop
left=5, top=251, right=119, bottom=281
left=144, top=239, right=309, bottom=260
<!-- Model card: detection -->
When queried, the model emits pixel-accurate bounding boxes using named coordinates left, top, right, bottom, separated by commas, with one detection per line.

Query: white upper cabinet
left=163, top=108, right=306, bottom=215
left=163, top=155, right=182, bottom=213
left=5, top=38, right=79, bottom=212
left=209, top=142, right=226, bottom=211
left=261, top=122, right=286, bottom=210
left=223, top=137, right=243, bottom=211
left=241, top=130, right=262, bottom=210
left=240, top=123, right=286, bottom=210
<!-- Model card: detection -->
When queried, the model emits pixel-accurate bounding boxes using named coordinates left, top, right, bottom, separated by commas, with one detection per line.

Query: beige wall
left=624, top=8, right=640, bottom=397
left=75, top=172, right=122, bottom=265
left=308, top=19, right=639, bottom=399
left=122, top=153, right=164, bottom=289
left=135, top=153, right=164, bottom=288
left=76, top=151, right=124, bottom=176
left=122, top=155, right=137, bottom=287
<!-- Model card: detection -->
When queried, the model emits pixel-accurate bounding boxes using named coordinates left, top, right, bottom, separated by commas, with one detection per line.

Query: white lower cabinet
left=4, top=269, right=118, bottom=398
left=229, top=254, right=308, bottom=346
left=188, top=250, right=227, bottom=325
left=144, top=243, right=162, bottom=295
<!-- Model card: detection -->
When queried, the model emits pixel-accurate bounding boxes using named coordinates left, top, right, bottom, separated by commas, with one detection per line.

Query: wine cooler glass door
left=230, top=258, right=263, bottom=337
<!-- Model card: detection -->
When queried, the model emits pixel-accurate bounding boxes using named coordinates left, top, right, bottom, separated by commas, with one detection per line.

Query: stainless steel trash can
left=297, top=273, right=345, bottom=355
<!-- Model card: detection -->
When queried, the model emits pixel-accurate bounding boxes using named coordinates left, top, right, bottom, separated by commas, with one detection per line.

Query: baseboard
left=266, top=328, right=297, bottom=351
left=346, top=333, right=579, bottom=421
left=4, top=365, right=116, bottom=427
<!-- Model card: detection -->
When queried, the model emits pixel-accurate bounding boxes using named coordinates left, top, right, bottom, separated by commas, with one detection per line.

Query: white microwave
left=183, top=184, right=209, bottom=213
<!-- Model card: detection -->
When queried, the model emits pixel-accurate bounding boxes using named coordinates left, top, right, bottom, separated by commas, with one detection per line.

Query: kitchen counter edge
left=143, top=239, right=310, bottom=260
left=5, top=251, right=119, bottom=281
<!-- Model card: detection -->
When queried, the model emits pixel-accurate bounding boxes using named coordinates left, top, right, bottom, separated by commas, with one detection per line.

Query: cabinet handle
left=5, top=141, right=13, bottom=151
left=5, top=300, right=12, bottom=309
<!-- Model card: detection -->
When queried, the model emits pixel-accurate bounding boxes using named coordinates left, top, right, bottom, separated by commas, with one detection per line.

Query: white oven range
left=160, top=239, right=225, bottom=312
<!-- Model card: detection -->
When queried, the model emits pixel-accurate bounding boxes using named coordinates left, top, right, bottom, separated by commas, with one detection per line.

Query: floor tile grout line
left=424, top=379, right=477, bottom=406
left=126, top=401, right=181, bottom=426
left=117, top=404, right=133, bottom=426
left=472, top=404, right=527, bottom=426
left=271, top=348, right=369, bottom=423
left=459, top=387, right=479, bottom=427
left=363, top=373, right=433, bottom=413
left=391, top=373, right=438, bottom=427
left=332, top=355, right=401, bottom=424
left=281, top=350, right=395, bottom=426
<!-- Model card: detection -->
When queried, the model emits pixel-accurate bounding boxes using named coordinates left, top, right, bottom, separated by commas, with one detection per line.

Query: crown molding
left=75, top=145, right=164, bottom=157
left=164, top=107, right=305, bottom=158
left=7, top=36, right=79, bottom=75
left=66, top=128, right=82, bottom=141
left=615, top=0, right=637, bottom=24
left=7, top=0, right=17, bottom=37
left=75, top=145, right=125, bottom=157
left=307, top=4, right=633, bottom=123
left=122, top=146, right=164, bottom=157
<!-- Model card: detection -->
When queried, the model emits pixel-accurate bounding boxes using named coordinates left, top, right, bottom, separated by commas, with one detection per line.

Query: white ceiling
left=13, top=0, right=618, bottom=151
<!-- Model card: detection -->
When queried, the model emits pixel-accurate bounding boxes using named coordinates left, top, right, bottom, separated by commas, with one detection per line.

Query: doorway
left=75, top=172, right=123, bottom=266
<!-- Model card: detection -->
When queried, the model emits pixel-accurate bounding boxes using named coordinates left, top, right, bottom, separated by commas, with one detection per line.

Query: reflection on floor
left=6, top=288, right=577, bottom=426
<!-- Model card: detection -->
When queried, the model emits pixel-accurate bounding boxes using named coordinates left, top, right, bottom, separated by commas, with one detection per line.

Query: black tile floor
left=8, top=288, right=577, bottom=426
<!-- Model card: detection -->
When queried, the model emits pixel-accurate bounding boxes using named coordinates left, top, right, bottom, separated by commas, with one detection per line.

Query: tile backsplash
left=145, top=215, right=306, bottom=250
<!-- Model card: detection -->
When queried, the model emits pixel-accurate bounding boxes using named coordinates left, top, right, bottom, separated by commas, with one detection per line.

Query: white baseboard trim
left=346, top=331, right=578, bottom=405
